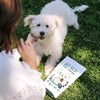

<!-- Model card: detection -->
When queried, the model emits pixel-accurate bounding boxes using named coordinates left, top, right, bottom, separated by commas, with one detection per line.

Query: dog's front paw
left=44, top=65, right=54, bottom=77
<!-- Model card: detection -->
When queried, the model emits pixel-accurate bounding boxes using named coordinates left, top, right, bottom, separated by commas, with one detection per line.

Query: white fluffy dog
left=24, top=0, right=88, bottom=76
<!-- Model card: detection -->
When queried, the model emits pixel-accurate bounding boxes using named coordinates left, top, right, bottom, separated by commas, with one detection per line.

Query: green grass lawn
left=16, top=0, right=100, bottom=100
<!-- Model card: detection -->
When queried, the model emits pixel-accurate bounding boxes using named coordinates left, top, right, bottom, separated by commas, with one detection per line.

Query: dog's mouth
left=40, top=36, right=45, bottom=40
left=31, top=33, right=45, bottom=40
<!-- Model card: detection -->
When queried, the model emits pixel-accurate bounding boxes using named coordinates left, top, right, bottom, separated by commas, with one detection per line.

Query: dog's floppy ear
left=54, top=15, right=62, bottom=27
left=24, top=15, right=36, bottom=26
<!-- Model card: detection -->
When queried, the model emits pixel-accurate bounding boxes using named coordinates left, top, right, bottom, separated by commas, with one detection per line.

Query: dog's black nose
left=40, top=31, right=45, bottom=36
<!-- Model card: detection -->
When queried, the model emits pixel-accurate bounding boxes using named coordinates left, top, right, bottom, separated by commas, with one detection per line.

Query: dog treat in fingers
left=25, top=33, right=39, bottom=44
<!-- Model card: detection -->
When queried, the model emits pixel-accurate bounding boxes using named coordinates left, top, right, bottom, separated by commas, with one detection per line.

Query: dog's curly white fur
left=24, top=0, right=88, bottom=76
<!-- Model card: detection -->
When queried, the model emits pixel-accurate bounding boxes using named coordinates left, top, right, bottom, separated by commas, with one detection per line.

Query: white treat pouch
left=45, top=56, right=86, bottom=98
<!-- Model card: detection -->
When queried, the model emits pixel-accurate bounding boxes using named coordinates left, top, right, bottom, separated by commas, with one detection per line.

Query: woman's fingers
left=25, top=34, right=33, bottom=44
left=16, top=39, right=26, bottom=53
left=16, top=41, right=21, bottom=52
left=19, top=39, right=26, bottom=49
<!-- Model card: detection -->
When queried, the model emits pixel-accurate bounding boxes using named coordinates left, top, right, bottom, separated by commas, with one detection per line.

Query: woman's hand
left=16, top=34, right=37, bottom=70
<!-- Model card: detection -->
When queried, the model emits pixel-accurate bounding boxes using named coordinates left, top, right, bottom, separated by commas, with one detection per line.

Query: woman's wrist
left=22, top=61, right=37, bottom=70
left=29, top=63, right=37, bottom=70
left=25, top=59, right=37, bottom=70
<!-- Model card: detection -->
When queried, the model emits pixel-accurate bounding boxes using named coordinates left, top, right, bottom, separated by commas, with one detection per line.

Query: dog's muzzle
left=31, top=32, right=45, bottom=40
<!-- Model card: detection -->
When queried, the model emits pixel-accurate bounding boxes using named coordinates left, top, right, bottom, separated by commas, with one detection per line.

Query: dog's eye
left=37, top=24, right=40, bottom=27
left=46, top=25, right=49, bottom=28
